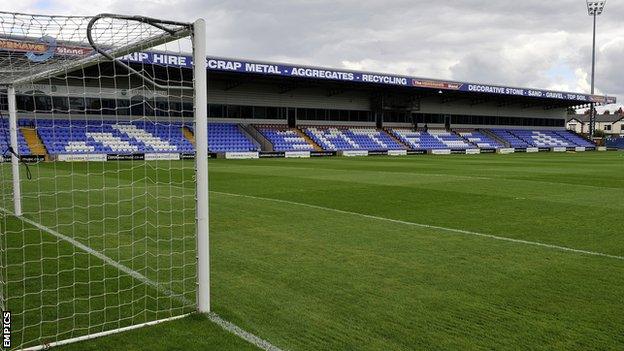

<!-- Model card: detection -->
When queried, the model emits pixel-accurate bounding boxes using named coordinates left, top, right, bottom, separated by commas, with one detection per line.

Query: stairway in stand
left=452, top=130, right=479, bottom=148
left=21, top=127, right=48, bottom=158
left=295, top=128, right=323, bottom=151
left=383, top=128, right=411, bottom=149
left=182, top=126, right=195, bottom=145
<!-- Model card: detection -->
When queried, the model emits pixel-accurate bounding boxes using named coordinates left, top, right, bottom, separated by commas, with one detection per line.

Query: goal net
left=0, top=12, right=208, bottom=350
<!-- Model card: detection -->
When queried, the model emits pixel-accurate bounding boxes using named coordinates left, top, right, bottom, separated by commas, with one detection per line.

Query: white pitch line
left=211, top=191, right=624, bottom=262
left=0, top=206, right=284, bottom=351
left=206, top=312, right=284, bottom=351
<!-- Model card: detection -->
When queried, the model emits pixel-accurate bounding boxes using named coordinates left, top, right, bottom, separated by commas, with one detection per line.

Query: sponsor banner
left=310, top=151, right=336, bottom=157
left=119, top=53, right=616, bottom=104
left=431, top=149, right=451, bottom=155
left=144, top=153, right=180, bottom=161
left=1, top=155, right=44, bottom=163
left=407, top=149, right=427, bottom=155
left=107, top=153, right=145, bottom=161
left=497, top=148, right=515, bottom=154
left=368, top=150, right=388, bottom=156
left=552, top=147, right=567, bottom=152
left=58, top=154, right=107, bottom=162
left=0, top=36, right=616, bottom=104
left=180, top=153, right=196, bottom=160
left=224, top=152, right=259, bottom=159
left=597, top=146, right=607, bottom=151
left=124, top=51, right=194, bottom=69
left=465, top=149, right=481, bottom=155
left=526, top=147, right=539, bottom=153
left=465, top=84, right=614, bottom=103
left=412, top=79, right=462, bottom=90
left=260, top=151, right=286, bottom=158
left=0, top=37, right=92, bottom=62
left=388, top=149, right=408, bottom=156
left=20, top=155, right=45, bottom=162
left=285, top=151, right=311, bottom=158
left=339, top=150, right=369, bottom=157
left=480, top=148, right=496, bottom=154
left=574, top=147, right=586, bottom=152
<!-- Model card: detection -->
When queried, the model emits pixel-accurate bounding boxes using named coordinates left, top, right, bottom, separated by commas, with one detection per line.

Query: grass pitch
left=1, top=152, right=623, bottom=350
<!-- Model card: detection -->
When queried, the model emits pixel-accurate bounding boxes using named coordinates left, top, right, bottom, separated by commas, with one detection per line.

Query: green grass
left=1, top=152, right=624, bottom=350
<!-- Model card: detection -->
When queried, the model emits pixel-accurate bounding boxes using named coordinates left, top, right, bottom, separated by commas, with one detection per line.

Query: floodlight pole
left=587, top=1, right=606, bottom=138
left=193, top=18, right=210, bottom=313
left=589, top=11, right=597, bottom=138
left=7, top=86, right=22, bottom=216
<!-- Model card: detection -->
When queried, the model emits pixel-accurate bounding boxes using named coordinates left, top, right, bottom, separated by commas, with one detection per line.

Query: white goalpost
left=7, top=86, right=21, bottom=217
left=192, top=19, right=210, bottom=314
left=0, top=11, right=208, bottom=350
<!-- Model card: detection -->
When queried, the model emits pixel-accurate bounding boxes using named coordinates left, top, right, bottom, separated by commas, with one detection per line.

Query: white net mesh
left=0, top=12, right=199, bottom=350
left=0, top=13, right=191, bottom=85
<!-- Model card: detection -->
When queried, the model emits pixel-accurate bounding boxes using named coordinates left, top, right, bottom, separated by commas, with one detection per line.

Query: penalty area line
left=211, top=191, right=624, bottom=262
left=0, top=206, right=284, bottom=351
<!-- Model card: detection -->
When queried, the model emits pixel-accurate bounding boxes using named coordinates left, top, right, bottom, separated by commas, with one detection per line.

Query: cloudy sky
left=8, top=0, right=624, bottom=110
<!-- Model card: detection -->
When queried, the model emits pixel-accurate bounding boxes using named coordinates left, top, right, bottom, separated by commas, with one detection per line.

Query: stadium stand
left=508, top=129, right=575, bottom=147
left=555, top=130, right=595, bottom=148
left=207, top=123, right=258, bottom=152
left=489, top=129, right=533, bottom=148
left=390, top=129, right=446, bottom=150
left=456, top=130, right=503, bottom=149
left=29, top=120, right=259, bottom=155
left=302, top=126, right=404, bottom=151
left=15, top=120, right=257, bottom=155
left=5, top=118, right=600, bottom=156
left=427, top=129, right=473, bottom=149
left=1, top=119, right=31, bottom=155
left=389, top=128, right=472, bottom=150
left=256, top=125, right=315, bottom=151
left=489, top=129, right=595, bottom=148
left=26, top=119, right=193, bottom=155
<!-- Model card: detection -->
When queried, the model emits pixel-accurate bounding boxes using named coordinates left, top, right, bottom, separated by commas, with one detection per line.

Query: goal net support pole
left=7, top=85, right=22, bottom=216
left=193, top=18, right=210, bottom=313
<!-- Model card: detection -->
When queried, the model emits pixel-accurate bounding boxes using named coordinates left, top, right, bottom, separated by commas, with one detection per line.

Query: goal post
left=7, top=85, right=21, bottom=217
left=0, top=11, right=209, bottom=350
left=192, top=18, right=210, bottom=314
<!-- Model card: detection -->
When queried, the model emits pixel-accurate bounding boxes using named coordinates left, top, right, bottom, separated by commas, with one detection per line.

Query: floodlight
left=586, top=1, right=606, bottom=16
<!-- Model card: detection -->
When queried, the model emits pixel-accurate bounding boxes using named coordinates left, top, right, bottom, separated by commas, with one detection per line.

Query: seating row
left=4, top=119, right=597, bottom=155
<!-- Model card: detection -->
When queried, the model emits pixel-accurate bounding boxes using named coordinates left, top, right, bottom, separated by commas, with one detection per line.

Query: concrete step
left=21, top=127, right=48, bottom=157
left=182, top=126, right=195, bottom=145
left=481, top=129, right=511, bottom=148
left=294, top=127, right=323, bottom=151
left=452, top=130, right=479, bottom=148
left=383, top=128, right=410, bottom=149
